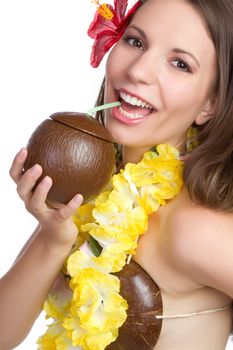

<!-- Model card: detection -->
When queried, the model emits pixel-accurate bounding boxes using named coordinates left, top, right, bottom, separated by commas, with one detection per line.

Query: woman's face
left=104, top=0, right=217, bottom=151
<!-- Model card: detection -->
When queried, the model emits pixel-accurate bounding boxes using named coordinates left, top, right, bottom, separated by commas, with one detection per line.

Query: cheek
left=106, top=46, right=121, bottom=78
left=104, top=55, right=115, bottom=102
left=105, top=46, right=126, bottom=102
left=163, top=79, right=204, bottom=112
left=106, top=43, right=130, bottom=82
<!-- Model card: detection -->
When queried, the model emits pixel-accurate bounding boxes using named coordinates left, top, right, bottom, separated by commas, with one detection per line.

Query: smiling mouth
left=116, top=90, right=156, bottom=120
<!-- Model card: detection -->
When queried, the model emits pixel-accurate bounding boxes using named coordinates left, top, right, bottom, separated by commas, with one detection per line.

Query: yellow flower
left=63, top=269, right=127, bottom=349
left=37, top=326, right=58, bottom=350
left=82, top=329, right=118, bottom=350
left=69, top=202, right=96, bottom=258
left=71, top=269, right=127, bottom=332
left=62, top=317, right=88, bottom=348
left=39, top=143, right=183, bottom=349
left=130, top=158, right=182, bottom=188
left=44, top=293, right=71, bottom=322
left=67, top=249, right=111, bottom=279
left=156, top=143, right=180, bottom=160
left=43, top=276, right=72, bottom=321
left=94, top=248, right=128, bottom=273
left=94, top=191, right=110, bottom=206
left=111, top=173, right=136, bottom=210
left=186, top=126, right=198, bottom=152
left=63, top=314, right=117, bottom=350
left=37, top=322, right=80, bottom=350
left=73, top=202, right=95, bottom=231
left=87, top=204, right=147, bottom=240
left=67, top=250, right=92, bottom=278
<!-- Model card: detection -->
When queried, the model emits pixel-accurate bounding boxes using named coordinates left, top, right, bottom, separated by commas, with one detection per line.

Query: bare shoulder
left=166, top=189, right=233, bottom=297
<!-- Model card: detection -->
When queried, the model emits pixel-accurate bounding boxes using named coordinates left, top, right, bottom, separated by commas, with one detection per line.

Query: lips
left=119, top=90, right=154, bottom=109
left=109, top=89, right=156, bottom=125
left=120, top=99, right=153, bottom=116
left=112, top=103, right=155, bottom=125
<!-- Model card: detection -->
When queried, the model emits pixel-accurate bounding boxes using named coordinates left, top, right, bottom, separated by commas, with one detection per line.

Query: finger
left=17, top=164, right=43, bottom=202
left=30, top=176, right=53, bottom=213
left=56, top=194, right=83, bottom=221
left=9, top=148, right=28, bottom=183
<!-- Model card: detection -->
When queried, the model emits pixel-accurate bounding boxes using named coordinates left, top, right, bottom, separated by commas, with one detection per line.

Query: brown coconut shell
left=107, top=260, right=163, bottom=350
left=24, top=112, right=115, bottom=207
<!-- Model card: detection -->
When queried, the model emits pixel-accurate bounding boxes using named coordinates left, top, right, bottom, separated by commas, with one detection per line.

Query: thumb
left=56, top=194, right=83, bottom=221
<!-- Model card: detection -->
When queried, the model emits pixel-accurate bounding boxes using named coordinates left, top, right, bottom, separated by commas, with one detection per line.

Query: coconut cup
left=107, top=260, right=163, bottom=350
left=24, top=112, right=115, bottom=207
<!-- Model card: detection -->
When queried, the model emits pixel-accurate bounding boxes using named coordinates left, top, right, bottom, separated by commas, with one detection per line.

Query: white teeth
left=119, top=106, right=142, bottom=119
left=119, top=91, right=153, bottom=109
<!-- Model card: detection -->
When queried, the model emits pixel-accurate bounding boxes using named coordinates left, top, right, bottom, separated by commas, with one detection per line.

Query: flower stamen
left=92, top=0, right=114, bottom=20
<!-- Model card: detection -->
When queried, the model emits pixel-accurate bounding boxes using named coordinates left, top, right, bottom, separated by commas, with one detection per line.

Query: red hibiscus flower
left=88, top=0, right=142, bottom=67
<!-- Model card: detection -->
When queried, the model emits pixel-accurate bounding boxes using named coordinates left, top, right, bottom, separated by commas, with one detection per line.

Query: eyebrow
left=127, top=25, right=200, bottom=68
left=127, top=25, right=147, bottom=40
left=172, top=48, right=200, bottom=68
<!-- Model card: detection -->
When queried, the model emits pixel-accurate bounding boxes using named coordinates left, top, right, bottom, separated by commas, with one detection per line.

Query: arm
left=168, top=207, right=233, bottom=298
left=0, top=227, right=71, bottom=349
left=0, top=148, right=83, bottom=349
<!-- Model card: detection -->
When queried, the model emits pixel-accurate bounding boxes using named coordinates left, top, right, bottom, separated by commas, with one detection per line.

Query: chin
left=105, top=116, right=134, bottom=144
left=107, top=129, right=128, bottom=145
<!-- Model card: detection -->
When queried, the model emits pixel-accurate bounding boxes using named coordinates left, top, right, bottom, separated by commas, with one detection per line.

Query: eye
left=171, top=58, right=192, bottom=73
left=123, top=35, right=144, bottom=50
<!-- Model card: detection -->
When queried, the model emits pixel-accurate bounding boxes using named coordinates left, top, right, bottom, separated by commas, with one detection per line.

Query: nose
left=126, top=51, right=159, bottom=85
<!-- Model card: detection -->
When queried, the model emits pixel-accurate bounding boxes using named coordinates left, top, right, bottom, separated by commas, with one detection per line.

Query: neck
left=122, top=146, right=150, bottom=165
left=121, top=138, right=187, bottom=165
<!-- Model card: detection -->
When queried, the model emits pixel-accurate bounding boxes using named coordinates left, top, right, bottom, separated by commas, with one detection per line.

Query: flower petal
left=88, top=4, right=116, bottom=38
left=90, top=31, right=119, bottom=67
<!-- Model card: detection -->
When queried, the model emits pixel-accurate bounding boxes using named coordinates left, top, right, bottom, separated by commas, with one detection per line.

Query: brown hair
left=96, top=0, right=233, bottom=212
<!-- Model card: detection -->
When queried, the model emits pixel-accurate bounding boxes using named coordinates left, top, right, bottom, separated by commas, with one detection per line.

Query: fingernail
left=74, top=194, right=83, bottom=204
left=30, top=164, right=40, bottom=174
left=41, top=176, right=52, bottom=185
left=17, top=148, right=27, bottom=159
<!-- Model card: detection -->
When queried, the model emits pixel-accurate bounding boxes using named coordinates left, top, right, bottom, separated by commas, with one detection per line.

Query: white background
left=0, top=1, right=232, bottom=349
left=0, top=0, right=105, bottom=348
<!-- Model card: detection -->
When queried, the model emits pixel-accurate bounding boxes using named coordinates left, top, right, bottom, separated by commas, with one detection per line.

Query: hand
left=9, top=148, right=83, bottom=250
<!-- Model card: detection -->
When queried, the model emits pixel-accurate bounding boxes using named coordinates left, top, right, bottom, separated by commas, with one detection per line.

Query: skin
left=0, top=0, right=232, bottom=349
left=104, top=0, right=233, bottom=348
left=104, top=0, right=217, bottom=163
left=0, top=148, right=83, bottom=349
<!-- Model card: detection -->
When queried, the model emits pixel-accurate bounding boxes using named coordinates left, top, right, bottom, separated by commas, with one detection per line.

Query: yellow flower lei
left=37, top=144, right=183, bottom=350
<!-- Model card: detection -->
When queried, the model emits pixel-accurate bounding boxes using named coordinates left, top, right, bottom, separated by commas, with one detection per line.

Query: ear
left=195, top=95, right=217, bottom=125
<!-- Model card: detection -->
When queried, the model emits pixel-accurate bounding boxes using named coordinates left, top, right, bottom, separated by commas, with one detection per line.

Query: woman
left=1, top=0, right=233, bottom=349
left=96, top=0, right=233, bottom=348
